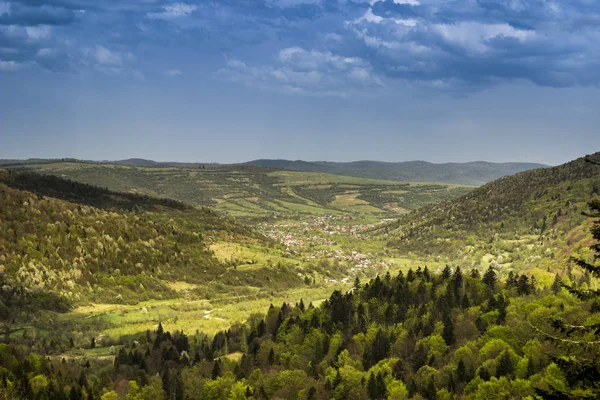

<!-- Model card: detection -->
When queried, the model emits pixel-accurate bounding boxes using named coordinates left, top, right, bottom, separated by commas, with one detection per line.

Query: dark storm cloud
left=1, top=0, right=599, bottom=92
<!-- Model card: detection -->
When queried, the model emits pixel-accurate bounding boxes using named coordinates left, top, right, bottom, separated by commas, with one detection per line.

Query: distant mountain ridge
left=244, top=159, right=548, bottom=185
left=0, top=158, right=548, bottom=185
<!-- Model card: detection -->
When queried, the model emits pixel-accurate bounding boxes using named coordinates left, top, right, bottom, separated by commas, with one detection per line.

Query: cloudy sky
left=1, top=0, right=599, bottom=165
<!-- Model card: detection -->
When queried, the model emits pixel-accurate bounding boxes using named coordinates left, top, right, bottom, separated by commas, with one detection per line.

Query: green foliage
left=383, top=153, right=600, bottom=274
left=536, top=196, right=600, bottom=398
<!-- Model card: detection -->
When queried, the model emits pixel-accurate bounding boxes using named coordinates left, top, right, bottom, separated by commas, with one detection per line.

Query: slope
left=380, top=153, right=600, bottom=274
left=245, top=159, right=548, bottom=185
left=10, top=162, right=473, bottom=220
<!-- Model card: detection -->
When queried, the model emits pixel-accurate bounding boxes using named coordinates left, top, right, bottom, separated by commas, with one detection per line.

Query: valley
left=1, top=153, right=599, bottom=399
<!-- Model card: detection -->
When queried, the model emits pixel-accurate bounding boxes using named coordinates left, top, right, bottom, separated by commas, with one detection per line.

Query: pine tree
left=551, top=273, right=562, bottom=293
left=536, top=198, right=600, bottom=397
left=424, top=376, right=436, bottom=400
left=496, top=351, right=514, bottom=377
left=442, top=313, right=455, bottom=346
left=211, top=360, right=221, bottom=380
left=423, top=266, right=431, bottom=281
left=268, top=348, right=275, bottom=365
left=525, top=358, right=535, bottom=378
left=412, top=343, right=428, bottom=372
left=507, top=271, right=517, bottom=288
left=517, top=275, right=532, bottom=295
left=456, top=359, right=466, bottom=383
left=442, top=265, right=451, bottom=279
left=482, top=266, right=497, bottom=288
left=367, top=373, right=378, bottom=400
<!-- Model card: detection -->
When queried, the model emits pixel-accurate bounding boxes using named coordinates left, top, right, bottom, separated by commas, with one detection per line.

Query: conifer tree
left=211, top=360, right=221, bottom=380
left=496, top=350, right=514, bottom=377
left=535, top=198, right=600, bottom=397
left=442, top=313, right=455, bottom=346
left=482, top=266, right=497, bottom=288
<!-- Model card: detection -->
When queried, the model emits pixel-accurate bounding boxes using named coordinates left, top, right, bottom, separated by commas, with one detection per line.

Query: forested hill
left=6, top=262, right=592, bottom=399
left=382, top=153, right=600, bottom=272
left=0, top=169, right=264, bottom=306
left=245, top=160, right=547, bottom=186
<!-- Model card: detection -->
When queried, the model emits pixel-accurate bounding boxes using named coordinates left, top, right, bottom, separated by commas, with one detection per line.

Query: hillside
left=1, top=170, right=356, bottom=311
left=115, top=158, right=221, bottom=169
left=2, top=260, right=595, bottom=399
left=0, top=170, right=273, bottom=306
left=1, top=158, right=546, bottom=186
left=380, top=153, right=600, bottom=274
left=9, top=162, right=473, bottom=220
left=245, top=159, right=548, bottom=186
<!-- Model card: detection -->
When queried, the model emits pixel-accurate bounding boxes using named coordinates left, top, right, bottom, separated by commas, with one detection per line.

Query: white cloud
left=80, top=45, right=136, bottom=74
left=434, top=22, right=534, bottom=53
left=0, top=60, right=22, bottom=71
left=278, top=47, right=367, bottom=71
left=165, top=69, right=182, bottom=76
left=218, top=47, right=382, bottom=96
left=321, top=32, right=343, bottom=42
left=25, top=26, right=52, bottom=40
left=147, top=3, right=198, bottom=19
left=94, top=45, right=123, bottom=66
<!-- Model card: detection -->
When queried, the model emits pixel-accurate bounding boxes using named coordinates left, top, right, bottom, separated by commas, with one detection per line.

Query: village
left=259, top=214, right=396, bottom=284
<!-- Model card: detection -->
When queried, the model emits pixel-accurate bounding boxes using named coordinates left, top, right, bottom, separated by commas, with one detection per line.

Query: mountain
left=8, top=161, right=473, bottom=220
left=2, top=158, right=547, bottom=186
left=115, top=158, right=221, bottom=168
left=380, top=153, right=600, bottom=274
left=245, top=159, right=548, bottom=185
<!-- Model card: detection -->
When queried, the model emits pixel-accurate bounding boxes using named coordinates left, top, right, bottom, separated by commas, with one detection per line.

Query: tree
left=456, top=359, right=467, bottom=383
left=482, top=266, right=497, bottom=288
left=268, top=348, right=275, bottom=365
left=442, top=265, right=451, bottom=280
left=442, top=314, right=455, bottom=346
left=101, top=392, right=118, bottom=400
left=211, top=360, right=221, bottom=380
left=551, top=274, right=562, bottom=294
left=516, top=275, right=532, bottom=296
left=496, top=351, right=514, bottom=377
left=367, top=373, right=378, bottom=400
left=535, top=198, right=600, bottom=397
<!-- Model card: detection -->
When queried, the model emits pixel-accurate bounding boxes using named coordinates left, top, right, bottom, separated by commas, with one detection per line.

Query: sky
left=1, top=0, right=599, bottom=165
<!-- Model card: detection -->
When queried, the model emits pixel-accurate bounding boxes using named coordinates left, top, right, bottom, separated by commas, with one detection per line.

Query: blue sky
left=1, top=0, right=599, bottom=165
